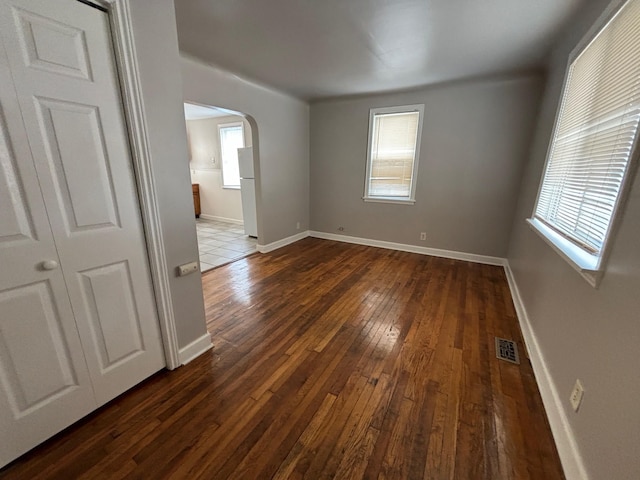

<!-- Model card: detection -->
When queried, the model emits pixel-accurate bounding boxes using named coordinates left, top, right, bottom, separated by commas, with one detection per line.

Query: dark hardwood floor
left=0, top=238, right=564, bottom=479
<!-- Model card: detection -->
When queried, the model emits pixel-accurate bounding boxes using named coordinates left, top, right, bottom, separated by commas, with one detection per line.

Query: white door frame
left=94, top=0, right=180, bottom=369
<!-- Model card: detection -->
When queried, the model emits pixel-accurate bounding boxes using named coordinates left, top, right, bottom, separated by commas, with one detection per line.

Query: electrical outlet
left=569, top=379, right=585, bottom=412
left=296, top=221, right=300, bottom=230
left=420, top=232, right=427, bottom=241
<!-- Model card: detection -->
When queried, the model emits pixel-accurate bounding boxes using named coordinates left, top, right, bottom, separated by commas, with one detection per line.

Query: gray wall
left=507, top=0, right=640, bottom=479
left=180, top=56, right=310, bottom=246
left=129, top=0, right=207, bottom=349
left=310, top=75, right=543, bottom=257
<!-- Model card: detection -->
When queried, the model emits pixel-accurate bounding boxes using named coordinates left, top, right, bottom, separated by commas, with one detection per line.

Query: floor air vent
left=495, top=337, right=520, bottom=364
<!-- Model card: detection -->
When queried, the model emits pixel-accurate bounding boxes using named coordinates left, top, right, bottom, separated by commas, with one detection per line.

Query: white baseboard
left=257, top=230, right=310, bottom=253
left=503, top=261, right=588, bottom=480
left=309, top=231, right=506, bottom=266
left=199, top=214, right=243, bottom=225
left=256, top=229, right=505, bottom=266
left=178, top=333, right=213, bottom=365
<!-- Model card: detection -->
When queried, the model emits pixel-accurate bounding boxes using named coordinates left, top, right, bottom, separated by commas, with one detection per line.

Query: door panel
left=78, top=261, right=145, bottom=372
left=0, top=0, right=165, bottom=408
left=35, top=96, right=120, bottom=231
left=0, top=281, right=80, bottom=412
left=0, top=32, right=95, bottom=467
left=14, top=6, right=92, bottom=80
left=0, top=115, right=36, bottom=244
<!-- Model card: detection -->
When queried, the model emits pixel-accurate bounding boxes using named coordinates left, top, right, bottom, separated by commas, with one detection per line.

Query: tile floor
left=196, top=219, right=258, bottom=272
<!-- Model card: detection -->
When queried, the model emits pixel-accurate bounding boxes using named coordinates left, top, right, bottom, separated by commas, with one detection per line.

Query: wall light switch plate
left=177, top=261, right=199, bottom=277
left=569, top=379, right=585, bottom=412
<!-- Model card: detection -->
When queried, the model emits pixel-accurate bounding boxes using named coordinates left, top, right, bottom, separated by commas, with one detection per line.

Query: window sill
left=223, top=185, right=241, bottom=190
left=526, top=218, right=602, bottom=288
left=363, top=197, right=415, bottom=205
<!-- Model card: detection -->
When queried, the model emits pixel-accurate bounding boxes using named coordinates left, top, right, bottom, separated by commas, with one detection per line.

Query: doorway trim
left=97, top=0, right=181, bottom=369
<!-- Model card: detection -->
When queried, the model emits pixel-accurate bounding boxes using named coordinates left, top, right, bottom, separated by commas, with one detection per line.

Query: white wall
left=310, top=75, right=543, bottom=257
left=128, top=0, right=207, bottom=349
left=190, top=171, right=243, bottom=223
left=187, top=115, right=252, bottom=223
left=180, top=55, right=310, bottom=245
left=507, top=1, right=640, bottom=479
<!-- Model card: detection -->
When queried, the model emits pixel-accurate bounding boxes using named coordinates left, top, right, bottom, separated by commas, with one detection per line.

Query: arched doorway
left=183, top=102, right=261, bottom=272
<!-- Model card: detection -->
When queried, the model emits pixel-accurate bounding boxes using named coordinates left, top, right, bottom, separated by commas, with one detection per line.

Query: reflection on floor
left=196, top=219, right=257, bottom=272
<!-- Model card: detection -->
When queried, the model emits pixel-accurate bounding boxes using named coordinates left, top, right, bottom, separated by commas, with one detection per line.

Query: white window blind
left=365, top=105, right=424, bottom=203
left=219, top=123, right=244, bottom=187
left=534, top=0, right=640, bottom=256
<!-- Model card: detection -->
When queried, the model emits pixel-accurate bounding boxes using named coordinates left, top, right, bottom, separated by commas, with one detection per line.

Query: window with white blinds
left=364, top=105, right=424, bottom=203
left=218, top=122, right=244, bottom=188
left=530, top=0, right=640, bottom=280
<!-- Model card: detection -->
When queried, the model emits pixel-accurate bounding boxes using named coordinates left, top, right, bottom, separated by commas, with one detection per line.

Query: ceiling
left=175, top=0, right=584, bottom=101
left=183, top=103, right=240, bottom=120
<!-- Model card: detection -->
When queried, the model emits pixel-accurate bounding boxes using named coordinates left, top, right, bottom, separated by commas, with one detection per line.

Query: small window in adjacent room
left=363, top=104, right=424, bottom=204
left=528, top=0, right=640, bottom=287
left=218, top=121, right=245, bottom=188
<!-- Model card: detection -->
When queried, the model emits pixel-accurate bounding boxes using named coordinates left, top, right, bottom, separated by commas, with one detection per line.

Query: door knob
left=40, top=260, right=59, bottom=271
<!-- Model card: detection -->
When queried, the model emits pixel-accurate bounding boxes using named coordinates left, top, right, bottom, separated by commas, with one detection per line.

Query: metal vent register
left=495, top=337, right=520, bottom=364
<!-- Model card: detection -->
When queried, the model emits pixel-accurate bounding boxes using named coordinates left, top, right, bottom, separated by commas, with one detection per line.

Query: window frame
left=218, top=121, right=245, bottom=189
left=528, top=0, right=640, bottom=288
left=363, top=104, right=425, bottom=205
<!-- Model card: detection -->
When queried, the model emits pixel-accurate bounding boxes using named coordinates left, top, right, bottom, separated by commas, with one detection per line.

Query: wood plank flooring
left=0, top=238, right=564, bottom=479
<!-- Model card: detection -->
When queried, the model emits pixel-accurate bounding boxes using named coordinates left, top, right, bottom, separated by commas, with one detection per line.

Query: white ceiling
left=183, top=103, right=239, bottom=120
left=175, top=0, right=584, bottom=101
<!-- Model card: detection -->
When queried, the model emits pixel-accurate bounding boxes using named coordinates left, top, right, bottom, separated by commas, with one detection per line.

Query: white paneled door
left=0, top=0, right=165, bottom=466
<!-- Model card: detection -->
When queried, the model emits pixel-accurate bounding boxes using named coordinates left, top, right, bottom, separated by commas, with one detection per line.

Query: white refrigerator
left=238, top=147, right=257, bottom=238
